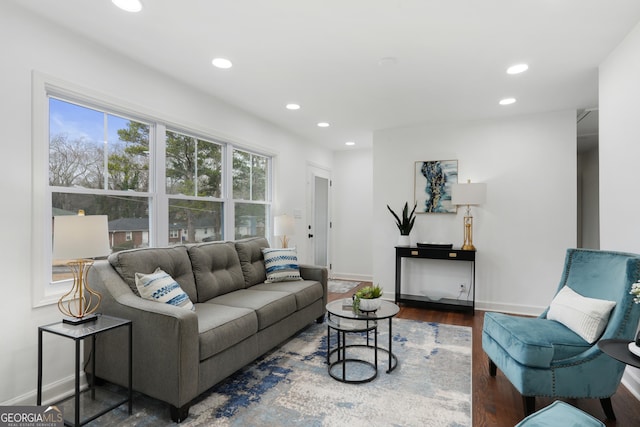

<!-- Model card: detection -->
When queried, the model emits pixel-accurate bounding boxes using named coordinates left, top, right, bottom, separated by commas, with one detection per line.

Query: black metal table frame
left=37, top=315, right=132, bottom=427
left=326, top=310, right=398, bottom=384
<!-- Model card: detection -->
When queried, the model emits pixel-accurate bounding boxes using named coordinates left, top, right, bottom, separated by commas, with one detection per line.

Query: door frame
left=307, top=163, right=331, bottom=270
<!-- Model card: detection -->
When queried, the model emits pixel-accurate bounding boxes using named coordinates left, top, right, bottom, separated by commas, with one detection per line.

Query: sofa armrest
left=88, top=261, right=199, bottom=408
left=298, top=264, right=328, bottom=307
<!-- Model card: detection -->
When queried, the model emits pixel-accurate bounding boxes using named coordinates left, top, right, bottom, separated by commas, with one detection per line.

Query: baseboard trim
left=329, top=273, right=373, bottom=282
left=1, top=372, right=87, bottom=406
left=622, top=367, right=640, bottom=401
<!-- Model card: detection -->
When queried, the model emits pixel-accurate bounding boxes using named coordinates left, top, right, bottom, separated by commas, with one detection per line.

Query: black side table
left=37, top=314, right=132, bottom=427
left=598, top=339, right=640, bottom=369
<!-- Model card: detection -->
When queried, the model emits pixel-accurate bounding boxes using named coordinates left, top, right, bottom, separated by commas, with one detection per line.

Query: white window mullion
left=154, top=123, right=168, bottom=247
left=224, top=143, right=234, bottom=240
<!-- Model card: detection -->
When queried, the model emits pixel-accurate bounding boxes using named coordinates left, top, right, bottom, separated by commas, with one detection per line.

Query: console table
left=395, top=246, right=475, bottom=314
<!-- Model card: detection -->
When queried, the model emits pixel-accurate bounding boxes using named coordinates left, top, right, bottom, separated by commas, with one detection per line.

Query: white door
left=307, top=165, right=331, bottom=269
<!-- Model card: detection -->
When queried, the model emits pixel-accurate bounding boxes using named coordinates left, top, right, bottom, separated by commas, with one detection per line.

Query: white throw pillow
left=262, top=247, right=303, bottom=283
left=135, top=268, right=195, bottom=311
left=547, top=286, right=616, bottom=344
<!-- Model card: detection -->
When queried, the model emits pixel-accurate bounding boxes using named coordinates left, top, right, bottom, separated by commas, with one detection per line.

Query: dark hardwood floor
left=329, top=282, right=640, bottom=426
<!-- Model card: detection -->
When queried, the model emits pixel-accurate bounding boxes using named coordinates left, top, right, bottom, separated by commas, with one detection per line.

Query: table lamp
left=53, top=211, right=111, bottom=324
left=451, top=180, right=486, bottom=251
left=273, top=214, right=295, bottom=248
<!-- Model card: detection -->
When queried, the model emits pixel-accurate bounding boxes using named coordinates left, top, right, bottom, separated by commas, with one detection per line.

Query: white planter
left=358, top=298, right=382, bottom=312
left=397, top=235, right=411, bottom=246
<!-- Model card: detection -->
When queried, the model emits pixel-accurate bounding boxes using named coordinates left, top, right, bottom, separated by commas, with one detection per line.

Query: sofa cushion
left=482, top=312, right=591, bottom=368
left=262, top=247, right=303, bottom=283
left=108, top=245, right=197, bottom=302
left=546, top=286, right=616, bottom=344
left=195, top=303, right=258, bottom=361
left=135, top=268, right=195, bottom=311
left=235, top=237, right=269, bottom=287
left=250, top=280, right=323, bottom=310
left=210, top=289, right=297, bottom=330
left=188, top=241, right=246, bottom=302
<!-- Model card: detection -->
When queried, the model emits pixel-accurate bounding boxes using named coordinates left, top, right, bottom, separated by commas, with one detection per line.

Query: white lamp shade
left=273, top=214, right=295, bottom=236
left=451, top=182, right=487, bottom=206
left=53, top=215, right=111, bottom=260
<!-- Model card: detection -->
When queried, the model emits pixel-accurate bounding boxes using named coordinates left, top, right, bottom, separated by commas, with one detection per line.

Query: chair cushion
left=515, top=400, right=605, bottom=426
left=483, top=312, right=591, bottom=368
left=235, top=237, right=269, bottom=287
left=209, top=289, right=297, bottom=330
left=188, top=241, right=246, bottom=302
left=109, top=245, right=197, bottom=302
left=250, top=280, right=323, bottom=310
left=195, top=303, right=258, bottom=361
left=546, top=286, right=616, bottom=344
left=262, top=247, right=303, bottom=283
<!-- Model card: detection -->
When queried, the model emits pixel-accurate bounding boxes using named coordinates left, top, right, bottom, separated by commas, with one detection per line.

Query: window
left=166, top=130, right=223, bottom=244
left=233, top=149, right=270, bottom=239
left=37, top=79, right=272, bottom=305
left=49, top=98, right=151, bottom=282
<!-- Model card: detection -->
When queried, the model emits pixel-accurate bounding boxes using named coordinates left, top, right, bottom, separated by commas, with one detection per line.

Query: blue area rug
left=94, top=318, right=471, bottom=426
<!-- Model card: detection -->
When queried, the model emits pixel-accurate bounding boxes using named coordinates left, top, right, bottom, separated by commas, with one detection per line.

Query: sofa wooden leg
left=170, top=404, right=190, bottom=423
left=600, top=397, right=616, bottom=420
left=488, top=358, right=497, bottom=377
left=522, top=396, right=535, bottom=416
left=316, top=314, right=325, bottom=324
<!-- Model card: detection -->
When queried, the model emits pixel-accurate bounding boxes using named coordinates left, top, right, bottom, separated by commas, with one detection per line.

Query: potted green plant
left=387, top=201, right=417, bottom=246
left=353, top=284, right=384, bottom=312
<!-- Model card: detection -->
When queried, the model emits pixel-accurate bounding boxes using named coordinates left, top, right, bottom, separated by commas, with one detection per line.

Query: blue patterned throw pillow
left=262, top=247, right=303, bottom=283
left=134, top=268, right=195, bottom=310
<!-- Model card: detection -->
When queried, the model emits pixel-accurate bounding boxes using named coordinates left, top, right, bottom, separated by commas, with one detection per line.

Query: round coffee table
left=325, top=299, right=399, bottom=383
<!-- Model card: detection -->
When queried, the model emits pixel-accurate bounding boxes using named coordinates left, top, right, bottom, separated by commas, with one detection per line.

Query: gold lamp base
left=461, top=213, right=477, bottom=251
left=58, top=259, right=102, bottom=324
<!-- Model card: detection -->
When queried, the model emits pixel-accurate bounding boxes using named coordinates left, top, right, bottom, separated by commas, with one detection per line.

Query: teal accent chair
left=482, top=248, right=640, bottom=419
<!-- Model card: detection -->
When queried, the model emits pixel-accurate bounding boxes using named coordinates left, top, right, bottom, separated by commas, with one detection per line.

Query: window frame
left=31, top=72, right=273, bottom=308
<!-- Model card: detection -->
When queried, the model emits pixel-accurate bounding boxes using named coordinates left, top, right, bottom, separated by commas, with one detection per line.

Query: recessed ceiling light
left=211, top=58, right=233, bottom=69
left=378, top=56, right=398, bottom=66
left=345, top=141, right=356, bottom=146
left=317, top=122, right=330, bottom=128
left=499, top=98, right=517, bottom=106
left=507, top=63, right=529, bottom=74
left=112, top=0, right=143, bottom=12
left=286, top=103, right=301, bottom=110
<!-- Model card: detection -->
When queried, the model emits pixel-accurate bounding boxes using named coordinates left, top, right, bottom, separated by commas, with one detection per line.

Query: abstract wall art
left=414, top=160, right=458, bottom=213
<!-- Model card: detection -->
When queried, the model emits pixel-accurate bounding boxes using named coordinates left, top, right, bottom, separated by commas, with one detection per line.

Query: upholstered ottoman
left=515, top=401, right=604, bottom=426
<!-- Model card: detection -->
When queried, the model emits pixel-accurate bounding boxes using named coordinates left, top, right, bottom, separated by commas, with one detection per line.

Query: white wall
left=331, top=149, right=374, bottom=280
left=577, top=147, right=600, bottom=249
left=372, top=111, right=577, bottom=313
left=599, top=20, right=640, bottom=400
left=0, top=2, right=331, bottom=404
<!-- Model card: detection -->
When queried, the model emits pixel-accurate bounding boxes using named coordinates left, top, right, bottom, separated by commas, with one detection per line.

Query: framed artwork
left=414, top=160, right=458, bottom=213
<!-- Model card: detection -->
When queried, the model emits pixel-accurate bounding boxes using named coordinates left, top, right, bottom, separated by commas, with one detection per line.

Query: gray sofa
left=85, top=237, right=327, bottom=422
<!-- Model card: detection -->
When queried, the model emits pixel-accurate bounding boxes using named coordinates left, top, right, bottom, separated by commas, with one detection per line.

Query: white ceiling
left=11, top=0, right=640, bottom=151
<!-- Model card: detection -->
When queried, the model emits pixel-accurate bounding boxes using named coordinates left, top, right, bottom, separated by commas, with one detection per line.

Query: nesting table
left=325, top=299, right=399, bottom=383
